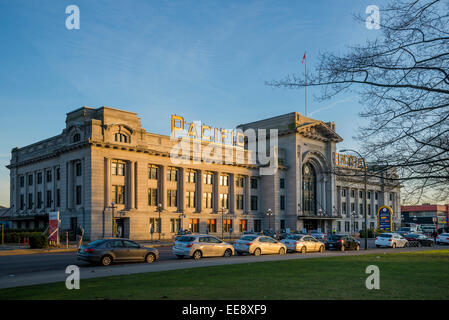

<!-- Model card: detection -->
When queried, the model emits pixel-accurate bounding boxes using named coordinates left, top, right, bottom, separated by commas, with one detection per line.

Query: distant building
left=6, top=106, right=401, bottom=240
left=0, top=206, right=12, bottom=229
left=400, top=204, right=449, bottom=233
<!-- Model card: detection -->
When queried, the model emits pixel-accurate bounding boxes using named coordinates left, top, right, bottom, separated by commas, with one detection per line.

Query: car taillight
left=186, top=243, right=193, bottom=248
left=84, top=248, right=94, bottom=253
left=245, top=243, right=252, bottom=246
left=388, top=239, right=392, bottom=241
left=338, top=240, right=343, bottom=243
left=295, top=241, right=299, bottom=245
left=375, top=237, right=378, bottom=240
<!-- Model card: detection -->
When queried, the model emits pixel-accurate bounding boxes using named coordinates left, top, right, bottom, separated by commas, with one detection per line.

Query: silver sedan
left=281, top=234, right=325, bottom=253
left=172, top=234, right=235, bottom=260
left=233, top=235, right=287, bottom=256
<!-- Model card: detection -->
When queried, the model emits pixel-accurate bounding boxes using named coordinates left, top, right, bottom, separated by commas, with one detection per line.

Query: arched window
left=302, top=163, right=316, bottom=215
left=114, top=133, right=129, bottom=143
left=73, top=133, right=81, bottom=143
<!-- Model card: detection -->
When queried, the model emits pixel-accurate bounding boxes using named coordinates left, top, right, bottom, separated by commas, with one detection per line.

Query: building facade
left=7, top=106, right=401, bottom=240
left=401, top=204, right=449, bottom=233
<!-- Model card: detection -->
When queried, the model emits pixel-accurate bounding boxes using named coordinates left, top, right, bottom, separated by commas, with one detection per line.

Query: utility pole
left=158, top=203, right=162, bottom=241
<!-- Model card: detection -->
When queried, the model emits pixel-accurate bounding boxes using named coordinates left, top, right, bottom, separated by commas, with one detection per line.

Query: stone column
left=52, top=166, right=57, bottom=211
left=244, top=175, right=251, bottom=213
left=229, top=173, right=235, bottom=214
left=179, top=167, right=185, bottom=212
left=33, top=171, right=38, bottom=211
left=129, top=161, right=135, bottom=209
left=196, top=169, right=203, bottom=213
left=67, top=162, right=73, bottom=209
left=104, top=158, right=111, bottom=207
left=43, top=169, right=47, bottom=210
left=159, top=165, right=166, bottom=209
left=213, top=172, right=220, bottom=212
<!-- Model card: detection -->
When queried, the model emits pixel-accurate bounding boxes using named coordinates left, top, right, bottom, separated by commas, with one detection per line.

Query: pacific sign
left=171, top=114, right=245, bottom=147
left=335, top=152, right=366, bottom=170
left=377, top=206, right=393, bottom=232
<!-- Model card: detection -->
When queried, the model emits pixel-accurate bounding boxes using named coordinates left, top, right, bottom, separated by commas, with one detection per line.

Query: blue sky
left=0, top=0, right=380, bottom=206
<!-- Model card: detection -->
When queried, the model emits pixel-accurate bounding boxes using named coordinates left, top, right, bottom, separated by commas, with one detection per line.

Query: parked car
left=375, top=233, right=408, bottom=248
left=172, top=234, right=234, bottom=260
left=233, top=235, right=287, bottom=256
left=77, top=238, right=159, bottom=266
left=404, top=233, right=434, bottom=247
left=436, top=233, right=449, bottom=245
left=261, top=230, right=276, bottom=238
left=325, top=234, right=360, bottom=251
left=281, top=234, right=324, bottom=253
left=310, top=230, right=326, bottom=241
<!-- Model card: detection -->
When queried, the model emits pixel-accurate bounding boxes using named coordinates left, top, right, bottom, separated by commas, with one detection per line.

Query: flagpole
left=305, top=51, right=307, bottom=116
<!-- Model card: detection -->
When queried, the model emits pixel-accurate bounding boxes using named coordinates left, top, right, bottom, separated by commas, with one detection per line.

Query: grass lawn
left=1, top=250, right=449, bottom=300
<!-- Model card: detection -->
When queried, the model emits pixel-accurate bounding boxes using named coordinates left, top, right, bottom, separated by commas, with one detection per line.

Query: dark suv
left=325, top=234, right=360, bottom=251
left=77, top=238, right=159, bottom=266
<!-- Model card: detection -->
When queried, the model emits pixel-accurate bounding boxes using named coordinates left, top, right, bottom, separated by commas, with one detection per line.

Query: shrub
left=28, top=233, right=48, bottom=249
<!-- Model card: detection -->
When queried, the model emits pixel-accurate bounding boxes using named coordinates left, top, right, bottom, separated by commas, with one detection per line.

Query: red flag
left=302, top=52, right=306, bottom=64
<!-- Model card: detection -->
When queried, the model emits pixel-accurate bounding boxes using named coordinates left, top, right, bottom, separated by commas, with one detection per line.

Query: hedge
left=28, top=233, right=48, bottom=249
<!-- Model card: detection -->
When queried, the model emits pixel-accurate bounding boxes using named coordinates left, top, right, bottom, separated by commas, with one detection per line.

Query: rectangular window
left=342, top=188, right=347, bottom=197
left=345, top=221, right=350, bottom=232
left=148, top=165, right=158, bottom=180
left=167, top=168, right=178, bottom=182
left=368, top=204, right=371, bottom=215
left=280, top=195, right=285, bottom=210
left=186, top=191, right=195, bottom=208
left=359, top=204, right=363, bottom=215
left=170, top=218, right=181, bottom=233
left=28, top=174, right=33, bottom=186
left=351, top=189, right=355, bottom=198
left=37, top=192, right=42, bottom=209
left=56, top=168, right=60, bottom=181
left=354, top=221, right=359, bottom=232
left=367, top=191, right=371, bottom=199
left=112, top=161, right=125, bottom=176
left=375, top=204, right=379, bottom=214
left=203, top=172, right=213, bottom=185
left=28, top=193, right=33, bottom=209
left=37, top=173, right=42, bottom=184
left=223, top=219, right=233, bottom=232
left=359, top=190, right=363, bottom=198
left=148, top=188, right=158, bottom=206
left=149, top=218, right=161, bottom=233
left=251, top=196, right=258, bottom=211
left=20, top=194, right=24, bottom=210
left=207, top=219, right=217, bottom=232
left=390, top=193, right=394, bottom=201
left=112, top=185, right=125, bottom=204
left=236, top=176, right=244, bottom=188
left=46, top=190, right=52, bottom=208
left=203, top=192, right=213, bottom=209
left=219, top=174, right=229, bottom=186
left=351, top=202, right=355, bottom=212
left=375, top=192, right=378, bottom=200
left=236, top=194, right=244, bottom=210
left=342, top=202, right=347, bottom=214
left=254, top=219, right=261, bottom=233
left=167, top=189, right=177, bottom=207
left=279, top=178, right=285, bottom=189
left=250, top=178, right=258, bottom=189
left=75, top=162, right=82, bottom=176
left=20, top=176, right=24, bottom=188
left=189, top=218, right=199, bottom=233
left=186, top=170, right=196, bottom=183
left=239, top=219, right=248, bottom=232
left=219, top=193, right=229, bottom=209
left=75, top=186, right=82, bottom=205
left=46, top=170, right=52, bottom=183
left=337, top=221, right=341, bottom=232
left=56, top=189, right=61, bottom=207
left=280, top=219, right=285, bottom=230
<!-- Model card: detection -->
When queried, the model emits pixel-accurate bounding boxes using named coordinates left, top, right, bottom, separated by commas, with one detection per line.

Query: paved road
left=0, top=244, right=446, bottom=289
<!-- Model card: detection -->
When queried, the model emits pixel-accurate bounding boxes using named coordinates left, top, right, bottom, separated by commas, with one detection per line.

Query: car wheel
left=300, top=246, right=306, bottom=254
left=236, top=251, right=243, bottom=256
left=417, top=242, right=421, bottom=247
left=101, top=255, right=113, bottom=266
left=176, top=255, right=184, bottom=259
left=340, top=245, right=345, bottom=252
left=145, top=253, right=156, bottom=263
left=429, top=242, right=434, bottom=247
left=193, top=250, right=202, bottom=260
left=376, top=245, right=380, bottom=248
left=223, top=249, right=233, bottom=257
left=319, top=246, right=324, bottom=253
left=355, top=245, right=360, bottom=251
left=254, top=248, right=261, bottom=256
left=279, top=247, right=286, bottom=255
left=392, top=243, right=396, bottom=248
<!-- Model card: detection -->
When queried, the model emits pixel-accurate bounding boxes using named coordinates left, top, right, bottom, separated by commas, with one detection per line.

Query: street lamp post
left=267, top=209, right=273, bottom=233
left=179, top=213, right=185, bottom=234
left=109, top=202, right=117, bottom=237
left=157, top=203, right=162, bottom=241
left=221, top=207, right=225, bottom=239
left=340, top=149, right=368, bottom=250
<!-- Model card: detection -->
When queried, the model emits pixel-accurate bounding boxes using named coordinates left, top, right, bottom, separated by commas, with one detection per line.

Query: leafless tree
left=269, top=0, right=449, bottom=204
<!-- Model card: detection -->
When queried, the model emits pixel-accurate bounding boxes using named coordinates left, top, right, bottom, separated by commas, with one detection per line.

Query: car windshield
left=441, top=233, right=449, bottom=237
left=378, top=234, right=392, bottom=238
left=286, top=235, right=302, bottom=240
left=400, top=227, right=411, bottom=231
left=240, top=235, right=258, bottom=241
left=88, top=239, right=108, bottom=247
left=177, top=236, right=196, bottom=242
left=407, top=234, right=419, bottom=238
left=328, top=235, right=344, bottom=240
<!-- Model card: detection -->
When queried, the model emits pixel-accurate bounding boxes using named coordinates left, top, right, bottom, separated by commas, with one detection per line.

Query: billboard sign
left=378, top=206, right=393, bottom=232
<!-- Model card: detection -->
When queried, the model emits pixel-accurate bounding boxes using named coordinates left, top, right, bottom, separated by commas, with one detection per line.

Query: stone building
left=6, top=106, right=401, bottom=240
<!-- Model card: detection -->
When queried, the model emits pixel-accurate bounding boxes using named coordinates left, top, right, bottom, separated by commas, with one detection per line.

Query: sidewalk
left=0, top=240, right=175, bottom=256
